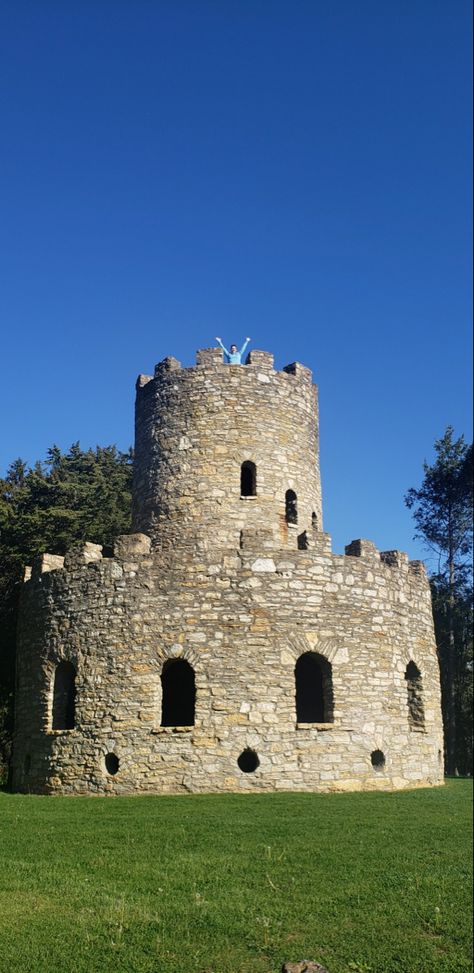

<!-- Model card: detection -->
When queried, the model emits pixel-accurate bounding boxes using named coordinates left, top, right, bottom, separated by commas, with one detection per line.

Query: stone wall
left=12, top=530, right=444, bottom=794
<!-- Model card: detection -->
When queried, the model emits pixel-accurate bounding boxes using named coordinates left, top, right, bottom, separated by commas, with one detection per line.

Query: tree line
left=0, top=430, right=472, bottom=781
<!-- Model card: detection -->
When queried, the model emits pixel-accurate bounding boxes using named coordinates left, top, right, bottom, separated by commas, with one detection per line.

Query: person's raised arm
left=239, top=337, right=251, bottom=357
left=215, top=336, right=229, bottom=356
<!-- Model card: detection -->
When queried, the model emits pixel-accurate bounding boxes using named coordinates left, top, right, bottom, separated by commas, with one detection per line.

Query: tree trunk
left=445, top=545, right=457, bottom=775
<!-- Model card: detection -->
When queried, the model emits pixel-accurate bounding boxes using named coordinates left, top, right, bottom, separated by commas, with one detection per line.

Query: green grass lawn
left=0, top=782, right=471, bottom=973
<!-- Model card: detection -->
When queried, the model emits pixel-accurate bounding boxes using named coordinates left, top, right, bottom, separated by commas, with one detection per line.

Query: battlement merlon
left=136, top=373, right=153, bottom=390
left=136, top=349, right=314, bottom=389
left=345, top=539, right=429, bottom=584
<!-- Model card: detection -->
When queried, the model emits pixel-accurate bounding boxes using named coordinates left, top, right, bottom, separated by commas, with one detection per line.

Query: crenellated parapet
left=345, top=538, right=429, bottom=581
left=22, top=526, right=431, bottom=627
left=23, top=535, right=153, bottom=584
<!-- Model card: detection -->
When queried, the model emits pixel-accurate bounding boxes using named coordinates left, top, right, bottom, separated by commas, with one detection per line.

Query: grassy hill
left=0, top=781, right=471, bottom=973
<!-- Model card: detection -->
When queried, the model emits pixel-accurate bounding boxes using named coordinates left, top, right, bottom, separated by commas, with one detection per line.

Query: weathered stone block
left=195, top=347, right=224, bottom=366
left=283, top=361, right=312, bottom=382
left=409, top=560, right=427, bottom=578
left=380, top=550, right=409, bottom=570
left=136, top=374, right=153, bottom=389
left=345, top=538, right=379, bottom=559
left=245, top=349, right=274, bottom=369
left=31, top=553, right=65, bottom=580
left=154, top=356, right=181, bottom=375
left=114, top=533, right=151, bottom=558
left=63, top=543, right=102, bottom=570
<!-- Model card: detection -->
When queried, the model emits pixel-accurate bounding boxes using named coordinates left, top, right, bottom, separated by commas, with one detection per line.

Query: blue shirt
left=216, top=338, right=250, bottom=364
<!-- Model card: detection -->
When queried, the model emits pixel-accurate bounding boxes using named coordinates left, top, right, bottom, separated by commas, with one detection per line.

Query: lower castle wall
left=12, top=534, right=444, bottom=795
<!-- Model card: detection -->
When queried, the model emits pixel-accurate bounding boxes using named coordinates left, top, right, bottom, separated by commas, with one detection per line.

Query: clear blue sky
left=0, top=1, right=472, bottom=562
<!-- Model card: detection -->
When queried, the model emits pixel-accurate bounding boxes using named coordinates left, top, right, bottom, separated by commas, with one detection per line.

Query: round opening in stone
left=105, top=752, right=119, bottom=775
left=371, top=749, right=385, bottom=771
left=237, top=749, right=259, bottom=773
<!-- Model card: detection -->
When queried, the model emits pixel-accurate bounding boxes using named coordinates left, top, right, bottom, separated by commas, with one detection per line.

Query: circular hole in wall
left=105, top=752, right=120, bottom=776
left=24, top=754, right=31, bottom=775
left=237, top=749, right=260, bottom=773
left=371, top=749, right=386, bottom=771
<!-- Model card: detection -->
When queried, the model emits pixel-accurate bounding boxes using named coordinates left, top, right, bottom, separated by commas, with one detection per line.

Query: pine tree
left=406, top=428, right=473, bottom=775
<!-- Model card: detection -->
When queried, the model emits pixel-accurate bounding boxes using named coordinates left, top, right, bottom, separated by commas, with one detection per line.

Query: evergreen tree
left=0, top=443, right=133, bottom=780
left=406, top=427, right=473, bottom=775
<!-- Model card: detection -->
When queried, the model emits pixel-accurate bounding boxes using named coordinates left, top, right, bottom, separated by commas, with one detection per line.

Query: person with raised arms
left=215, top=336, right=251, bottom=364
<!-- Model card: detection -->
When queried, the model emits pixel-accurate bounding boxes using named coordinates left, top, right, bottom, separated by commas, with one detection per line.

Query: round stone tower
left=132, top=347, right=323, bottom=551
left=11, top=345, right=444, bottom=796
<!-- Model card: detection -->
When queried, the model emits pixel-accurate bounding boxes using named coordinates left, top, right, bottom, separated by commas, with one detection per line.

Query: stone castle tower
left=12, top=347, right=444, bottom=794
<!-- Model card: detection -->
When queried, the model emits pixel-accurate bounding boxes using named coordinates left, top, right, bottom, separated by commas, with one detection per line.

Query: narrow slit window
left=285, top=489, right=298, bottom=525
left=241, top=461, right=257, bottom=497
left=405, top=661, right=425, bottom=727
left=295, top=652, right=334, bottom=723
left=161, top=659, right=196, bottom=727
left=52, top=661, right=76, bottom=730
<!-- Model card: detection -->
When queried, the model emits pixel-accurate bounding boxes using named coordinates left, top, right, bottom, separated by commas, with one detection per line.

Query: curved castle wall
left=11, top=349, right=444, bottom=795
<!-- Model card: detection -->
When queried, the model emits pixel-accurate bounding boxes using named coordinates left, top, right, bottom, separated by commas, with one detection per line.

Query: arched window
left=241, top=461, right=257, bottom=497
left=311, top=512, right=318, bottom=529
left=52, top=661, right=76, bottom=730
left=295, top=652, right=334, bottom=723
left=405, top=661, right=425, bottom=727
left=161, top=659, right=196, bottom=727
left=285, top=489, right=298, bottom=525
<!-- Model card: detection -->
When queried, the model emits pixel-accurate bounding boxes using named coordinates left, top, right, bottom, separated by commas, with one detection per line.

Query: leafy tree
left=431, top=580, right=473, bottom=776
left=406, top=427, right=473, bottom=775
left=0, top=443, right=133, bottom=781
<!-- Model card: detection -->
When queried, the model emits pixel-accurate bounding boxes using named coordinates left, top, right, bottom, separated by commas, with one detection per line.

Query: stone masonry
left=11, top=348, right=444, bottom=794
